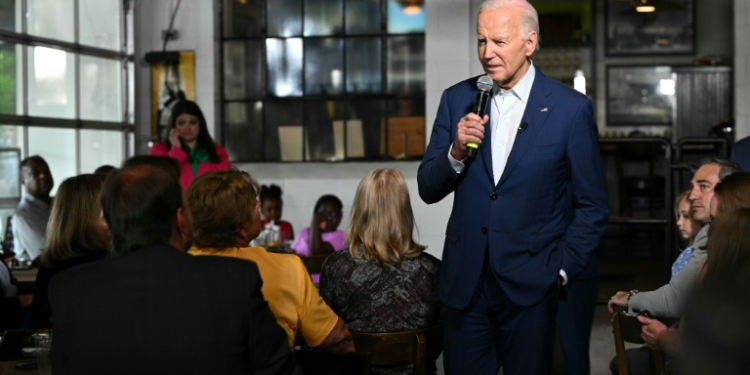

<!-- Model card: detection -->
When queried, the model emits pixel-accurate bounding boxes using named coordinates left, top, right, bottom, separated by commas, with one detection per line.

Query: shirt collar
left=494, top=62, right=535, bottom=103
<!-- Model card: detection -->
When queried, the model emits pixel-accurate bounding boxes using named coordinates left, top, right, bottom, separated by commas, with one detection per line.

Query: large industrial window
left=220, top=0, right=425, bottom=162
left=0, top=0, right=134, bottom=201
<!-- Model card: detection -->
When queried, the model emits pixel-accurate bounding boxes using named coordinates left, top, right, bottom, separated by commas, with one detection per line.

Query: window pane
left=224, top=40, right=264, bottom=100
left=127, top=62, right=134, bottom=123
left=0, top=147, right=21, bottom=200
left=304, top=0, right=342, bottom=36
left=346, top=0, right=381, bottom=35
left=79, top=0, right=121, bottom=51
left=28, top=127, right=76, bottom=195
left=305, top=100, right=344, bottom=161
left=385, top=98, right=425, bottom=160
left=305, top=38, right=343, bottom=96
left=347, top=100, right=384, bottom=159
left=0, top=125, right=24, bottom=157
left=266, top=38, right=303, bottom=97
left=223, top=0, right=264, bottom=38
left=387, top=36, right=425, bottom=95
left=80, top=129, right=123, bottom=173
left=225, top=102, right=263, bottom=162
left=264, top=101, right=302, bottom=161
left=346, top=38, right=381, bottom=94
left=0, top=42, right=23, bottom=115
left=387, top=0, right=424, bottom=34
left=28, top=0, right=74, bottom=42
left=80, top=55, right=122, bottom=122
left=268, top=0, right=301, bottom=37
left=28, top=46, right=76, bottom=119
left=0, top=1, right=21, bottom=33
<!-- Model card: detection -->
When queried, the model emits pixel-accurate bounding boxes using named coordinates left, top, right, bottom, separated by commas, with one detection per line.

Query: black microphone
left=518, top=122, right=528, bottom=133
left=467, top=75, right=493, bottom=158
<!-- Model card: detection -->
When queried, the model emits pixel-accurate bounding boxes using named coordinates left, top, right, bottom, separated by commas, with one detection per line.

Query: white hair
left=478, top=0, right=540, bottom=51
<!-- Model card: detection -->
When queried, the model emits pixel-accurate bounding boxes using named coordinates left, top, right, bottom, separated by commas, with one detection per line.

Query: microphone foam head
left=477, top=75, right=493, bottom=92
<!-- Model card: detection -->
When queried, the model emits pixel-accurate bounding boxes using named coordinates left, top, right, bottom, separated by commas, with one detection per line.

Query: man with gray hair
left=417, top=0, right=608, bottom=373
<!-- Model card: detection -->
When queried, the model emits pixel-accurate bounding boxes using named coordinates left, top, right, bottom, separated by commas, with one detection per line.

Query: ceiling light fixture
left=635, top=0, right=656, bottom=13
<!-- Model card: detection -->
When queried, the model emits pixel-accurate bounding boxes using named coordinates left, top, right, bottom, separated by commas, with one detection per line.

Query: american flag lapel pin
left=541, top=107, right=548, bottom=112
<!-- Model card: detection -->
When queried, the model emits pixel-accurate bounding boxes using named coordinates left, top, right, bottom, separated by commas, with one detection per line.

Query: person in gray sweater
left=608, top=158, right=740, bottom=319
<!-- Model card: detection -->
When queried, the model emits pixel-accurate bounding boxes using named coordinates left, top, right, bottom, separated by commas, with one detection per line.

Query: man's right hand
left=451, top=113, right=488, bottom=160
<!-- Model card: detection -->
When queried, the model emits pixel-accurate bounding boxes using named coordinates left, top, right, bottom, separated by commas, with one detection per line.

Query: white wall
left=233, top=162, right=453, bottom=259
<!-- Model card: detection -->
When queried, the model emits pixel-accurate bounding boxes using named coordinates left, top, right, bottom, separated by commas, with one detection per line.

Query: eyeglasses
left=317, top=210, right=342, bottom=219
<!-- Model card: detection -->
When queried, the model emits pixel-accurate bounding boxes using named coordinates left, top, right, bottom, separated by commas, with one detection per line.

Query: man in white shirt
left=12, top=156, right=53, bottom=262
left=417, top=0, right=608, bottom=373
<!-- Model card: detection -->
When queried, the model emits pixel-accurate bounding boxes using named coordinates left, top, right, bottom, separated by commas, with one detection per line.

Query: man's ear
left=236, top=227, right=249, bottom=243
left=175, top=207, right=192, bottom=243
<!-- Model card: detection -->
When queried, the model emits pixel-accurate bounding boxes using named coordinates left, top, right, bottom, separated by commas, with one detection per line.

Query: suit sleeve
left=418, top=89, right=462, bottom=204
left=244, top=263, right=302, bottom=375
left=560, top=98, right=609, bottom=280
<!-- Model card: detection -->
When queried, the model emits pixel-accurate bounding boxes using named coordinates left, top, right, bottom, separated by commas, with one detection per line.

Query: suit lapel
left=496, top=73, right=552, bottom=188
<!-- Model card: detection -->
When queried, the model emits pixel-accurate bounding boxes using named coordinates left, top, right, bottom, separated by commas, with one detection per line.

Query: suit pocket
left=530, top=232, right=560, bottom=254
left=445, top=221, right=459, bottom=243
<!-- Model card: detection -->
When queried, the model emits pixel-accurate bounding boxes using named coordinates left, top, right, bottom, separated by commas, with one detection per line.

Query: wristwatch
left=627, top=289, right=639, bottom=301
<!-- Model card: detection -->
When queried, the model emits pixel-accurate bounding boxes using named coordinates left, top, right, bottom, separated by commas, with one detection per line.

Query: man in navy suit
left=417, top=0, right=608, bottom=374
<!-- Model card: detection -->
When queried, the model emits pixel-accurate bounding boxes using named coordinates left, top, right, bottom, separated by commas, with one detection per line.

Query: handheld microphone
left=466, top=75, right=493, bottom=158
left=518, top=122, right=528, bottom=133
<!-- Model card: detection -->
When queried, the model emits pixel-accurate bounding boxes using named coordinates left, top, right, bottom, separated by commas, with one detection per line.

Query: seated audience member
left=611, top=170, right=750, bottom=374
left=260, top=184, right=294, bottom=243
left=320, top=168, right=442, bottom=375
left=672, top=189, right=705, bottom=279
left=291, top=194, right=346, bottom=255
left=187, top=169, right=354, bottom=352
left=638, top=208, right=750, bottom=372
left=48, top=156, right=299, bottom=375
left=93, top=165, right=116, bottom=175
left=149, top=100, right=230, bottom=190
left=12, top=156, right=53, bottom=262
left=30, top=174, right=110, bottom=329
left=608, top=158, right=739, bottom=318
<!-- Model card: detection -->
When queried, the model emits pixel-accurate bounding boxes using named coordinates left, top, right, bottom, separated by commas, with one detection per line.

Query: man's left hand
left=607, top=291, right=629, bottom=313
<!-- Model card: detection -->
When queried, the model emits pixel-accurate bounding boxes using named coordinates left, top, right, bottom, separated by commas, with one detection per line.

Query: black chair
left=351, top=324, right=442, bottom=375
left=612, top=312, right=664, bottom=375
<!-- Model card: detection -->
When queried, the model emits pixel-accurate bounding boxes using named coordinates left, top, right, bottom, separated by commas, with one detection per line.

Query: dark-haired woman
left=291, top=194, right=346, bottom=256
left=260, top=184, right=294, bottom=244
left=149, top=100, right=230, bottom=190
left=30, top=174, right=111, bottom=328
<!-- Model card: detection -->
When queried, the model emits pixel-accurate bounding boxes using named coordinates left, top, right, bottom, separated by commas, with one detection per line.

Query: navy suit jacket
left=417, top=69, right=609, bottom=309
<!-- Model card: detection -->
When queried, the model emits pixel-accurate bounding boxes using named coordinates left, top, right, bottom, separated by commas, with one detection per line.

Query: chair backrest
left=293, top=350, right=371, bottom=375
left=612, top=312, right=664, bottom=375
left=351, top=324, right=442, bottom=375
left=298, top=253, right=330, bottom=276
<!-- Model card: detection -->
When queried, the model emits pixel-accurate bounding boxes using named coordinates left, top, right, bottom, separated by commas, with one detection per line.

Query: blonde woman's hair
left=42, top=174, right=109, bottom=267
left=347, top=169, right=426, bottom=266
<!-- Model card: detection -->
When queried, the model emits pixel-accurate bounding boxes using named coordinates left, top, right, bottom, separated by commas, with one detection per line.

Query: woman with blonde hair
left=30, top=174, right=110, bottom=328
left=319, top=168, right=442, bottom=375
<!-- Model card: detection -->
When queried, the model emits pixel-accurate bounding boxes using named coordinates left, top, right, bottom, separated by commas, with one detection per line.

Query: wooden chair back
left=612, top=312, right=664, bottom=375
left=351, top=324, right=442, bottom=375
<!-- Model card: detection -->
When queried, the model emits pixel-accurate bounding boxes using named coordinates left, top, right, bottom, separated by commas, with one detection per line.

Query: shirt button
left=481, top=227, right=488, bottom=234
left=490, top=193, right=498, bottom=200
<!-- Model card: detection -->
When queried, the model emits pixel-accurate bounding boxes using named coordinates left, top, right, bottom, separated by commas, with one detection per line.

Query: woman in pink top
left=291, top=194, right=346, bottom=256
left=149, top=100, right=230, bottom=190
